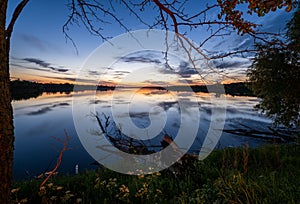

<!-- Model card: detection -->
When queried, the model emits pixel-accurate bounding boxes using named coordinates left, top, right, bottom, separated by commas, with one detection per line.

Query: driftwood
left=94, top=113, right=156, bottom=154
left=94, top=113, right=197, bottom=176
left=223, top=123, right=298, bottom=143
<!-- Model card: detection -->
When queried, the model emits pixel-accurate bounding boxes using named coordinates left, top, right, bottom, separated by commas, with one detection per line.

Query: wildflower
left=19, top=198, right=28, bottom=203
left=119, top=184, right=130, bottom=193
left=39, top=186, right=46, bottom=191
left=156, top=189, right=162, bottom=194
left=56, top=186, right=63, bottom=190
left=36, top=173, right=44, bottom=179
left=11, top=188, right=20, bottom=193
left=50, top=196, right=57, bottom=200
left=47, top=183, right=54, bottom=188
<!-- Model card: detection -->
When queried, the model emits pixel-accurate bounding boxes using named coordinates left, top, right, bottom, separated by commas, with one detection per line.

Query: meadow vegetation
left=11, top=143, right=300, bottom=204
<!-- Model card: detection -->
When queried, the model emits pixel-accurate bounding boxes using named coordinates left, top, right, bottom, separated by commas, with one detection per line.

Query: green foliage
left=287, top=4, right=300, bottom=52
left=12, top=144, right=300, bottom=203
left=248, top=5, right=300, bottom=127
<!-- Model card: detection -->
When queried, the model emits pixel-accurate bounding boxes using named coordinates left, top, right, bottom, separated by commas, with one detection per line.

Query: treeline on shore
left=10, top=80, right=114, bottom=100
left=10, top=79, right=254, bottom=100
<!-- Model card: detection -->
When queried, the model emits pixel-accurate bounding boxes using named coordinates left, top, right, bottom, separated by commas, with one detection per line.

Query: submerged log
left=223, top=127, right=297, bottom=143
left=95, top=113, right=198, bottom=176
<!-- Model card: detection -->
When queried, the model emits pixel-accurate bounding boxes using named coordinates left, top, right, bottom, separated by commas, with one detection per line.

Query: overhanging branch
left=6, top=0, right=29, bottom=41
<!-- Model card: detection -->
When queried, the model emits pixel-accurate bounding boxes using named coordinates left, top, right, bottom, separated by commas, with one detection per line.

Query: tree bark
left=0, top=1, right=14, bottom=203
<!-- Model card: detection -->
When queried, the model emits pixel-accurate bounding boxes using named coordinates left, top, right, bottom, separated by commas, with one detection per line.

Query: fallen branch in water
left=39, top=130, right=71, bottom=188
left=94, top=112, right=154, bottom=154
left=223, top=126, right=297, bottom=143
left=94, top=112, right=197, bottom=176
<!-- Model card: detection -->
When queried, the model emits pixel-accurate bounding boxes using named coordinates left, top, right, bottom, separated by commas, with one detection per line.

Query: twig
left=40, top=130, right=70, bottom=188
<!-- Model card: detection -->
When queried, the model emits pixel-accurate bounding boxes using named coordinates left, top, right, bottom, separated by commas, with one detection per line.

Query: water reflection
left=13, top=90, right=276, bottom=180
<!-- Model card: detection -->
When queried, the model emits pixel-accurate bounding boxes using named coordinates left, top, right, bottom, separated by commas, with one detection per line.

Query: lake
left=13, top=89, right=277, bottom=180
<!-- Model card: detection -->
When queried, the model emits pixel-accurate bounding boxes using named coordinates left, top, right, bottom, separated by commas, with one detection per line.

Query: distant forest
left=10, top=80, right=254, bottom=101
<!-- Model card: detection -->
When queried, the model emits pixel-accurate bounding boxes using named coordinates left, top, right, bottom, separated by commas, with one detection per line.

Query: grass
left=11, top=143, right=300, bottom=203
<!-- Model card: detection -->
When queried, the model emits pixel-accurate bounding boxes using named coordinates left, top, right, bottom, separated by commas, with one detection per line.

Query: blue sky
left=7, top=0, right=294, bottom=84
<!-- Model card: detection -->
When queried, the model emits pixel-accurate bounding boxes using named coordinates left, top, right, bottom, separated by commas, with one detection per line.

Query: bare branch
left=210, top=49, right=257, bottom=59
left=153, top=0, right=178, bottom=34
left=40, top=130, right=71, bottom=188
left=199, top=26, right=230, bottom=47
left=6, top=0, right=29, bottom=40
left=182, top=4, right=219, bottom=22
left=5, top=0, right=29, bottom=54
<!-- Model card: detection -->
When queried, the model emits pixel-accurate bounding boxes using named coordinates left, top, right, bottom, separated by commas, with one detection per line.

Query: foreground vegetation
left=12, top=143, right=299, bottom=203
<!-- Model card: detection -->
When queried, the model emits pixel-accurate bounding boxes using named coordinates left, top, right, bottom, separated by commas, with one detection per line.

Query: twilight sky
left=7, top=0, right=294, bottom=85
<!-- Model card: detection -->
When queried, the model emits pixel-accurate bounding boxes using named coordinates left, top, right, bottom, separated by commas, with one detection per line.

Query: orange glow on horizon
left=11, top=72, right=248, bottom=86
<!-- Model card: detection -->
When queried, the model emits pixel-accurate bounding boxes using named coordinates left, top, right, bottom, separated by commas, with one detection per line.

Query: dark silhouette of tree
left=248, top=4, right=300, bottom=127
left=0, top=0, right=296, bottom=202
left=0, top=1, right=29, bottom=203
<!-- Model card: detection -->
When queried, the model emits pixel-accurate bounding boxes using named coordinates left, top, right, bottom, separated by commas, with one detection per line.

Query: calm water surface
left=13, top=89, right=273, bottom=180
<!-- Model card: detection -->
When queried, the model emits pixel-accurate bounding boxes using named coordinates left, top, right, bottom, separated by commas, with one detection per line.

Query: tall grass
left=12, top=143, right=300, bottom=203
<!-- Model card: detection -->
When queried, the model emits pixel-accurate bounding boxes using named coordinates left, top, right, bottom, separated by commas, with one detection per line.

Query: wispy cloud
left=212, top=57, right=251, bottom=69
left=22, top=58, right=69, bottom=73
left=178, top=68, right=198, bottom=78
left=120, top=56, right=161, bottom=64
left=159, top=60, right=197, bottom=79
left=115, top=70, right=131, bottom=74
left=23, top=58, right=50, bottom=68
left=88, top=70, right=101, bottom=75
left=19, top=33, right=61, bottom=53
left=38, top=75, right=109, bottom=85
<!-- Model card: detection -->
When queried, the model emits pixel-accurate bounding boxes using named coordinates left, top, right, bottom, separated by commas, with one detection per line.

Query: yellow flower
left=47, top=183, right=54, bottom=188
left=11, top=188, right=20, bottom=193
left=19, top=198, right=28, bottom=203
left=119, top=184, right=130, bottom=193
left=39, top=186, right=46, bottom=191
left=50, top=196, right=57, bottom=200
left=156, top=189, right=162, bottom=194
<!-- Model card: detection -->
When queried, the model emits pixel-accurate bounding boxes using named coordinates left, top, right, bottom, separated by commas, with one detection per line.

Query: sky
left=7, top=0, right=295, bottom=85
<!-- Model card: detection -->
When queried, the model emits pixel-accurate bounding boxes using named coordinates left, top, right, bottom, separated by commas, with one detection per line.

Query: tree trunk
left=0, top=1, right=14, bottom=203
